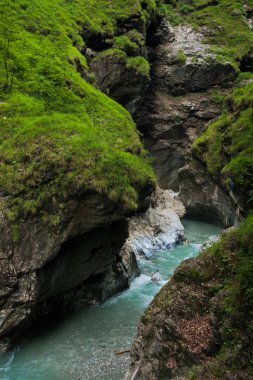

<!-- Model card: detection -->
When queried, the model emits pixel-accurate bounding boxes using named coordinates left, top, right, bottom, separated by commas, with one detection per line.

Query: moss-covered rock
left=0, top=0, right=157, bottom=222
left=193, top=81, right=253, bottom=212
left=0, top=0, right=158, bottom=351
left=129, top=216, right=253, bottom=379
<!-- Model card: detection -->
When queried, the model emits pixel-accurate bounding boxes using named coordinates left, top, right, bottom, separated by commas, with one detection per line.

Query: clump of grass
left=113, top=35, right=139, bottom=53
left=176, top=48, right=187, bottom=64
left=126, top=56, right=150, bottom=77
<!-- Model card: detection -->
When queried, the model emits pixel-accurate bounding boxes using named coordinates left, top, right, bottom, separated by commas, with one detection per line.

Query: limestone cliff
left=88, top=4, right=250, bottom=227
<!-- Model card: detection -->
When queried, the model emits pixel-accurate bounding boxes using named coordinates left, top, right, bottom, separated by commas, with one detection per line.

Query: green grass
left=197, top=215, right=253, bottom=378
left=126, top=56, right=150, bottom=77
left=159, top=0, right=253, bottom=69
left=208, top=215, right=253, bottom=308
left=193, top=81, right=253, bottom=205
left=183, top=215, right=253, bottom=378
left=0, top=0, right=156, bottom=220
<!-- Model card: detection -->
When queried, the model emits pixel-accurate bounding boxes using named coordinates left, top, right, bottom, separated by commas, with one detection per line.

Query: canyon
left=0, top=1, right=252, bottom=379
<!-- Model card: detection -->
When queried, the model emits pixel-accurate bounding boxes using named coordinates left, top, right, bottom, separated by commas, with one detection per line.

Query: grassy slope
left=157, top=2, right=253, bottom=376
left=186, top=215, right=253, bottom=378
left=0, top=0, right=157, bottom=221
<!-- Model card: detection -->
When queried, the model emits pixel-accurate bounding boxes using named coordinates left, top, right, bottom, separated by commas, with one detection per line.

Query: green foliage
left=93, top=48, right=127, bottom=62
left=126, top=56, right=150, bottom=77
left=176, top=48, right=187, bottom=64
left=236, top=215, right=253, bottom=305
left=0, top=0, right=156, bottom=219
left=112, top=30, right=145, bottom=55
left=157, top=3, right=184, bottom=25
left=11, top=224, right=20, bottom=243
left=208, top=215, right=253, bottom=308
left=186, top=216, right=253, bottom=378
left=158, top=0, right=253, bottom=69
left=93, top=49, right=150, bottom=78
left=113, top=35, right=139, bottom=53
left=0, top=0, right=21, bottom=91
left=193, top=82, right=253, bottom=204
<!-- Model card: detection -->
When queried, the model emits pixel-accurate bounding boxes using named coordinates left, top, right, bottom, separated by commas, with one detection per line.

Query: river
left=0, top=219, right=221, bottom=380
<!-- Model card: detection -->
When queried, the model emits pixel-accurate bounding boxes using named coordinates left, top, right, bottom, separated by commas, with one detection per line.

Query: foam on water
left=0, top=219, right=221, bottom=380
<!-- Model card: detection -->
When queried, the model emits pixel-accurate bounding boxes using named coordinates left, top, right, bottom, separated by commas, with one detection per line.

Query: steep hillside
left=0, top=0, right=157, bottom=224
left=0, top=0, right=159, bottom=351
left=193, top=81, right=253, bottom=213
left=130, top=215, right=253, bottom=379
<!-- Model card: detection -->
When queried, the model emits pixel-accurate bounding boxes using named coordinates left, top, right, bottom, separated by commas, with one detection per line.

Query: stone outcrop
left=91, top=53, right=150, bottom=115
left=178, top=161, right=242, bottom=227
left=0, top=187, right=152, bottom=352
left=83, top=16, right=242, bottom=228
left=136, top=22, right=240, bottom=226
left=124, top=187, right=185, bottom=259
left=86, top=13, right=151, bottom=115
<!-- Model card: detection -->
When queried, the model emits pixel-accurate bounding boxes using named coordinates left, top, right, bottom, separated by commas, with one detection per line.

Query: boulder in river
left=121, top=187, right=185, bottom=260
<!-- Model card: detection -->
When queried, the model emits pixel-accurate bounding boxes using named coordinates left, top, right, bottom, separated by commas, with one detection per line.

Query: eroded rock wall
left=0, top=191, right=147, bottom=351
left=136, top=22, right=241, bottom=227
left=86, top=13, right=242, bottom=226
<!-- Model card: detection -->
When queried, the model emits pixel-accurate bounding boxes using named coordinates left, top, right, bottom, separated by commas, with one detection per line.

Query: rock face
left=150, top=24, right=236, bottom=96
left=91, top=53, right=150, bottom=115
left=122, top=188, right=185, bottom=259
left=84, top=17, right=241, bottom=227
left=0, top=189, right=151, bottom=351
left=124, top=187, right=185, bottom=259
left=87, top=13, right=151, bottom=115
left=136, top=22, right=240, bottom=226
left=178, top=161, right=242, bottom=227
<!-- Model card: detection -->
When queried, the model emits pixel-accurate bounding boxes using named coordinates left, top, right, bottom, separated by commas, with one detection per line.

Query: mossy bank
left=129, top=215, right=253, bottom=379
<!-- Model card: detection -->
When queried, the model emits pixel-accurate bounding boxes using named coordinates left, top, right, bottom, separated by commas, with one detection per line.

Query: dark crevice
left=239, top=55, right=253, bottom=72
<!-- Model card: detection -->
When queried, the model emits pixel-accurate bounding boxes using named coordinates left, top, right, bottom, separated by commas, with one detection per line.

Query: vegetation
left=159, top=0, right=253, bottom=69
left=154, top=3, right=253, bottom=376
left=126, top=56, right=150, bottom=77
left=176, top=48, right=187, bottom=64
left=193, top=80, right=253, bottom=206
left=0, top=0, right=157, bottom=220
left=93, top=48, right=150, bottom=78
left=186, top=215, right=253, bottom=379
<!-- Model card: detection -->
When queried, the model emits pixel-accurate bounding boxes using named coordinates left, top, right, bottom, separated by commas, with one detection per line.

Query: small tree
left=0, top=0, right=19, bottom=91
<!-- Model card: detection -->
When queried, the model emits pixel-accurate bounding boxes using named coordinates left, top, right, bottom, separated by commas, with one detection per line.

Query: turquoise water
left=0, top=220, right=221, bottom=380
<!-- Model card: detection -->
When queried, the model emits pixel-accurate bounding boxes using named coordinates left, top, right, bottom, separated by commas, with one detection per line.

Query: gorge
left=0, top=0, right=253, bottom=379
